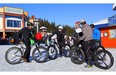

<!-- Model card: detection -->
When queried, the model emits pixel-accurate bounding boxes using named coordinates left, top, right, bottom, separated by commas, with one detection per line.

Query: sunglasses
left=42, top=29, right=47, bottom=32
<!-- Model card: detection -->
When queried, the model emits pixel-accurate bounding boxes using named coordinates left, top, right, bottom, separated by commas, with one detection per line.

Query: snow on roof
left=113, top=3, right=116, bottom=10
left=93, top=18, right=108, bottom=26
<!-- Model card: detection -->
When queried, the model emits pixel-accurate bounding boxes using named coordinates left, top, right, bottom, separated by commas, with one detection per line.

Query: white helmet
left=58, top=26, right=63, bottom=30
left=80, top=19, right=86, bottom=24
left=40, top=26, right=47, bottom=30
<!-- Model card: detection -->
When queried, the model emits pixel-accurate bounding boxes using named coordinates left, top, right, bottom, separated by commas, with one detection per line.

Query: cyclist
left=79, top=20, right=93, bottom=68
left=35, top=26, right=48, bottom=45
left=17, top=22, right=33, bottom=63
left=50, top=25, right=65, bottom=57
left=73, top=21, right=83, bottom=45
left=90, top=24, right=101, bottom=46
left=30, top=23, right=37, bottom=39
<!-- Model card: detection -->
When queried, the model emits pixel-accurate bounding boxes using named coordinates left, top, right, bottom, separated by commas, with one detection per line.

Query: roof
left=113, top=3, right=116, bottom=10
left=93, top=18, right=108, bottom=26
left=93, top=14, right=116, bottom=29
left=93, top=18, right=109, bottom=29
left=94, top=24, right=109, bottom=29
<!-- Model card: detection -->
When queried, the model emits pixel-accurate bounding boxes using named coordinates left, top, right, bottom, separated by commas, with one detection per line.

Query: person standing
left=73, top=21, right=83, bottom=45
left=90, top=24, right=101, bottom=46
left=90, top=24, right=101, bottom=41
left=79, top=20, right=93, bottom=68
left=18, top=22, right=33, bottom=63
left=50, top=25, right=65, bottom=57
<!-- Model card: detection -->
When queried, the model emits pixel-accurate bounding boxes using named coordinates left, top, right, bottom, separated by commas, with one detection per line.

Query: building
left=93, top=14, right=116, bottom=48
left=113, top=3, right=116, bottom=11
left=29, top=15, right=40, bottom=33
left=0, top=6, right=28, bottom=38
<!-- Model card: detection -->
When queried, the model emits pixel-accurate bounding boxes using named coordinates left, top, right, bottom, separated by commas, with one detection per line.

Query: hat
left=75, top=21, right=80, bottom=24
left=40, top=26, right=47, bottom=30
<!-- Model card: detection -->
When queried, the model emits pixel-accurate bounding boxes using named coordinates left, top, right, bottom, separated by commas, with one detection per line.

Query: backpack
left=35, top=32, right=42, bottom=41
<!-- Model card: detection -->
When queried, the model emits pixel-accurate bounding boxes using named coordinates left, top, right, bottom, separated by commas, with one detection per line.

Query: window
left=7, top=20, right=13, bottom=27
left=7, top=20, right=21, bottom=28
left=14, top=20, right=21, bottom=27
left=110, top=29, right=116, bottom=38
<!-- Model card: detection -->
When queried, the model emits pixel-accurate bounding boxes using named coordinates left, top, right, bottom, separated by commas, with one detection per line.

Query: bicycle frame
left=50, top=39, right=60, bottom=51
left=14, top=41, right=41, bottom=56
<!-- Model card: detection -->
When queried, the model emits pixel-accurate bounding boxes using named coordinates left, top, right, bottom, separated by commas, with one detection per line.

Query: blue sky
left=0, top=4, right=115, bottom=27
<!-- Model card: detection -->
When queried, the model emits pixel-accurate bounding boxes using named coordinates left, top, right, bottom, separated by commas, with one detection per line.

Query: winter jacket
left=92, top=28, right=101, bottom=40
left=18, top=27, right=31, bottom=40
left=79, top=24, right=93, bottom=41
left=51, top=30, right=65, bottom=43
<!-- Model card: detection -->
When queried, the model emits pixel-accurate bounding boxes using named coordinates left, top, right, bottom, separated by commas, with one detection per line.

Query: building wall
left=5, top=15, right=22, bottom=30
left=0, top=8, right=3, bottom=12
left=0, top=6, right=29, bottom=38
left=0, top=15, right=3, bottom=30
left=100, top=26, right=116, bottom=48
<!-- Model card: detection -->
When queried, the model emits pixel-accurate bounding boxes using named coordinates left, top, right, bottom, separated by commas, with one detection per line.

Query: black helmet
left=27, top=22, right=33, bottom=26
left=90, top=24, right=95, bottom=28
left=80, top=19, right=86, bottom=24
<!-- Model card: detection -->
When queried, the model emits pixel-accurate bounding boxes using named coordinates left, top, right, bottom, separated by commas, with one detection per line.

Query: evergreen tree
left=37, top=18, right=74, bottom=36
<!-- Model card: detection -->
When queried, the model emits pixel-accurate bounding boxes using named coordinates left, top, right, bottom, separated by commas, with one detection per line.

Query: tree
left=37, top=18, right=74, bottom=36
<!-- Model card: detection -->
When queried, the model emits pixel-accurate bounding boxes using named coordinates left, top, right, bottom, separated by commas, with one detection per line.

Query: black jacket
left=73, top=31, right=83, bottom=45
left=51, top=30, right=64, bottom=43
left=18, top=27, right=31, bottom=40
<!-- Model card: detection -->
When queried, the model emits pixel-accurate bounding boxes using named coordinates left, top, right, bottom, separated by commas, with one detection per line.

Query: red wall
left=100, top=26, right=116, bottom=48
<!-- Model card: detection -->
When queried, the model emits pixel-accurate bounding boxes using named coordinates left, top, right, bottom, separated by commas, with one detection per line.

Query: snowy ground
left=0, top=45, right=116, bottom=72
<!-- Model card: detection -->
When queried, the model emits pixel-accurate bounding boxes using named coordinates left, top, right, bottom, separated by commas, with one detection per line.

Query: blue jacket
left=92, top=28, right=101, bottom=40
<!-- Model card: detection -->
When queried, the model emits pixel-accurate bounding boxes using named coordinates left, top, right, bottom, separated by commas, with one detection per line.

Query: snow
left=93, top=18, right=108, bottom=25
left=0, top=45, right=116, bottom=72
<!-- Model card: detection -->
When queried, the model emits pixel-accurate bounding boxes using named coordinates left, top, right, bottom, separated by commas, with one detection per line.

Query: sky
left=0, top=4, right=116, bottom=27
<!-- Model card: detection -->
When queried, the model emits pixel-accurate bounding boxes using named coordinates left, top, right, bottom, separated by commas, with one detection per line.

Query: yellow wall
left=0, top=8, right=4, bottom=12
left=24, top=12, right=28, bottom=17
left=0, top=15, right=3, bottom=29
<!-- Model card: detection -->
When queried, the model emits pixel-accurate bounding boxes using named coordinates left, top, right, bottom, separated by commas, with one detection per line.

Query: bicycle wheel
left=5, top=47, right=23, bottom=65
left=48, top=45, right=58, bottom=60
left=64, top=44, right=71, bottom=57
left=97, top=46, right=105, bottom=51
left=32, top=46, right=49, bottom=63
left=70, top=46, right=85, bottom=64
left=95, top=50, right=114, bottom=69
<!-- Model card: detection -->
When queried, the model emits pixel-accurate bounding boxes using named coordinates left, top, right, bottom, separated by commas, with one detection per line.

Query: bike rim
left=6, top=49, right=22, bottom=63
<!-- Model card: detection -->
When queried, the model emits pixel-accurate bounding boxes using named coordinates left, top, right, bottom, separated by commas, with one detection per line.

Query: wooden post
left=2, top=13, right=5, bottom=38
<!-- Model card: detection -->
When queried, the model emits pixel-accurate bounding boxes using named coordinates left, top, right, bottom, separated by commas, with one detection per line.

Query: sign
left=104, top=32, right=108, bottom=37
left=4, top=7, right=23, bottom=14
left=110, top=29, right=116, bottom=38
left=108, top=14, right=116, bottom=26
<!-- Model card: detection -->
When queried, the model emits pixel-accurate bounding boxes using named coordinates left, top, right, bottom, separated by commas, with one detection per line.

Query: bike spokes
left=95, top=50, right=114, bottom=69
left=5, top=47, right=23, bottom=64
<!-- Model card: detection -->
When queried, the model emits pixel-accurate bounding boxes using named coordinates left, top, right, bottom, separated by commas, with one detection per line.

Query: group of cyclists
left=11, top=19, right=101, bottom=68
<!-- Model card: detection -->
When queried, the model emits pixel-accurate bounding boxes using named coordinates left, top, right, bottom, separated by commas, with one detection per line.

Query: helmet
left=58, top=26, right=63, bottom=30
left=75, top=21, right=80, bottom=24
left=40, top=26, right=47, bottom=30
left=90, top=24, right=95, bottom=28
left=80, top=19, right=86, bottom=24
left=27, top=22, right=33, bottom=26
